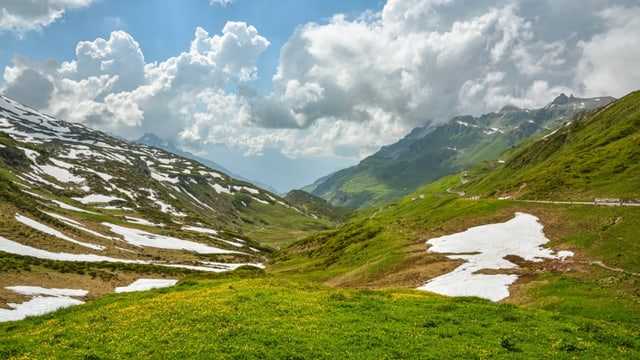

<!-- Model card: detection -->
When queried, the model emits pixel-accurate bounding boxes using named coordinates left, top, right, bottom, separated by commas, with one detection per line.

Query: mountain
left=1, top=92, right=639, bottom=358
left=0, top=94, right=332, bottom=305
left=136, top=133, right=280, bottom=194
left=307, top=94, right=615, bottom=209
left=457, top=90, right=640, bottom=200
left=269, top=91, right=640, bottom=346
left=284, top=189, right=351, bottom=222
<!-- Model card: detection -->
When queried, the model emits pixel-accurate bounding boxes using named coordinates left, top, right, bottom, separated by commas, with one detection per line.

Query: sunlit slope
left=271, top=99, right=640, bottom=323
left=0, top=94, right=332, bottom=306
left=460, top=90, right=640, bottom=200
left=307, top=94, right=614, bottom=209
left=1, top=274, right=637, bottom=359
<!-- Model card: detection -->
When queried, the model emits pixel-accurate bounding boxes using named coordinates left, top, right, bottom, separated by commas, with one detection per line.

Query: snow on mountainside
left=0, top=94, right=324, bottom=282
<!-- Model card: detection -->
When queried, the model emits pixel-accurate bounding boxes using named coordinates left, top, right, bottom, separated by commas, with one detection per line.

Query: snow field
left=418, top=213, right=573, bottom=302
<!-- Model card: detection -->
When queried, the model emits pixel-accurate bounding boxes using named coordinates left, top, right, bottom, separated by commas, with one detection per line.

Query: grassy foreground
left=0, top=272, right=638, bottom=359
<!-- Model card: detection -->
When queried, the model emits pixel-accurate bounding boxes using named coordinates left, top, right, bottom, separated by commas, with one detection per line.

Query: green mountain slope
left=459, top=90, right=640, bottom=200
left=0, top=94, right=332, bottom=306
left=284, top=189, right=351, bottom=222
left=1, top=92, right=638, bottom=359
left=308, top=94, right=614, bottom=209
left=268, top=91, right=640, bottom=348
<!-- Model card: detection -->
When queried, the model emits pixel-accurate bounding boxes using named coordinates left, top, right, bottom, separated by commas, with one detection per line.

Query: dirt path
left=588, top=260, right=640, bottom=277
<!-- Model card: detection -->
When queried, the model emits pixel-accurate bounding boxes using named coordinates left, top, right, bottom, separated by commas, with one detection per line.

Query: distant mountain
left=284, top=190, right=351, bottom=222
left=136, top=133, right=280, bottom=194
left=307, top=94, right=615, bottom=209
left=458, top=90, right=640, bottom=200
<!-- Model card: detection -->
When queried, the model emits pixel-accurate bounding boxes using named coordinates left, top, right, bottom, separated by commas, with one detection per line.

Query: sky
left=1, top=0, right=639, bottom=193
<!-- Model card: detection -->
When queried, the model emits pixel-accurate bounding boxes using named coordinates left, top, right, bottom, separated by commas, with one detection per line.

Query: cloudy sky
left=1, top=0, right=639, bottom=192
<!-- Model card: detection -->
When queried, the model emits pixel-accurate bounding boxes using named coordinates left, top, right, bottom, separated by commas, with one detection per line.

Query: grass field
left=1, top=273, right=638, bottom=359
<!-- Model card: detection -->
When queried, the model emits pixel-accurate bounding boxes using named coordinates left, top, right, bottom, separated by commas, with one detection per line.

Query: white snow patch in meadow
left=44, top=212, right=116, bottom=241
left=0, top=236, right=248, bottom=273
left=418, top=213, right=573, bottom=302
left=49, top=199, right=97, bottom=214
left=124, top=216, right=164, bottom=227
left=151, top=171, right=179, bottom=184
left=252, top=197, right=269, bottom=205
left=0, top=286, right=88, bottom=322
left=182, top=225, right=219, bottom=235
left=38, top=163, right=85, bottom=184
left=0, top=236, right=142, bottom=263
left=102, top=223, right=239, bottom=254
left=233, top=185, right=259, bottom=195
left=15, top=213, right=105, bottom=251
left=211, top=183, right=232, bottom=194
left=23, top=172, right=64, bottom=189
left=221, top=239, right=244, bottom=248
left=115, top=279, right=178, bottom=293
left=73, top=194, right=124, bottom=204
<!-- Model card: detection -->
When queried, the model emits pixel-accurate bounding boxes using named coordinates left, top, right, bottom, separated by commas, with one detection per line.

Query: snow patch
left=0, top=286, right=88, bottom=322
left=418, top=213, right=573, bottom=302
left=15, top=213, right=105, bottom=251
left=115, top=279, right=178, bottom=293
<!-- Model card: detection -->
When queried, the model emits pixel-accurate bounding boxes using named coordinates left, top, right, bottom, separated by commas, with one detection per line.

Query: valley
left=0, top=90, right=639, bottom=358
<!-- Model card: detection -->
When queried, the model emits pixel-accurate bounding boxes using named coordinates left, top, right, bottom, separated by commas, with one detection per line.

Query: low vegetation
left=1, top=276, right=638, bottom=359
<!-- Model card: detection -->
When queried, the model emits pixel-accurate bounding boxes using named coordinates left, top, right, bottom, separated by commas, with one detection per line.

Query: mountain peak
left=551, top=93, right=570, bottom=105
left=138, top=133, right=174, bottom=150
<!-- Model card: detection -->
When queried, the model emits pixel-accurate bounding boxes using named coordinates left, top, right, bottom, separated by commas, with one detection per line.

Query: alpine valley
left=1, top=90, right=639, bottom=359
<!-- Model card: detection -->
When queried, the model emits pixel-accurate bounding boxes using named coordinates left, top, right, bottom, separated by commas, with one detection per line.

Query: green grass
left=1, top=276, right=638, bottom=359
left=462, top=90, right=640, bottom=200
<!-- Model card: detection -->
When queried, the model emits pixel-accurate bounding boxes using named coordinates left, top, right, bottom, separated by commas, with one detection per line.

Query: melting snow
left=211, top=183, right=232, bottom=195
left=418, top=213, right=573, bottom=302
left=102, top=222, right=240, bottom=254
left=124, top=216, right=164, bottom=227
left=73, top=194, right=124, bottom=204
left=15, top=213, right=106, bottom=251
left=0, top=236, right=256, bottom=272
left=182, top=225, right=219, bottom=235
left=0, top=286, right=88, bottom=322
left=114, top=279, right=178, bottom=293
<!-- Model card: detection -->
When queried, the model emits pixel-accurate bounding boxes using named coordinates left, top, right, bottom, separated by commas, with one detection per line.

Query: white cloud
left=2, top=22, right=269, bottom=139
left=0, top=0, right=96, bottom=36
left=576, top=5, right=640, bottom=97
left=209, top=0, right=235, bottom=6
left=2, top=0, right=639, bottom=174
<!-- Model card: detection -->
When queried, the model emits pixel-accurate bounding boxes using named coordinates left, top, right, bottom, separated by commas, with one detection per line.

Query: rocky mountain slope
left=306, top=94, right=615, bottom=209
left=0, top=94, right=330, bottom=306
left=136, top=133, right=279, bottom=194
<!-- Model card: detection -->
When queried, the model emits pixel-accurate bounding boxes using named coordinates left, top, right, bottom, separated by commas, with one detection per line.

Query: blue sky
left=1, top=0, right=639, bottom=192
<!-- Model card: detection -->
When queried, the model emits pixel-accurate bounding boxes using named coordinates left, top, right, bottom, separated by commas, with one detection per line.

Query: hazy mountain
left=307, top=94, right=615, bottom=209
left=284, top=189, right=351, bottom=222
left=136, top=133, right=280, bottom=194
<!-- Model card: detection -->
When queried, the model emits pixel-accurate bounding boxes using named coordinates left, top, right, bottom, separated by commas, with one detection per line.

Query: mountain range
left=304, top=93, right=615, bottom=208
left=0, top=94, right=332, bottom=304
left=136, top=133, right=280, bottom=194
left=1, top=90, right=639, bottom=358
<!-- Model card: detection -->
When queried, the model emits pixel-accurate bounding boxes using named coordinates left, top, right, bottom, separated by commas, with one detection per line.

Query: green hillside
left=308, top=95, right=614, bottom=209
left=1, top=92, right=639, bottom=358
left=460, top=90, right=640, bottom=200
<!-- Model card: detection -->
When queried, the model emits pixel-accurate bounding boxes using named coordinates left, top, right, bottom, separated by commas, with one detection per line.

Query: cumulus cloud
left=2, top=0, right=639, bottom=166
left=0, top=0, right=96, bottom=36
left=576, top=5, right=640, bottom=97
left=209, top=0, right=235, bottom=6
left=2, top=21, right=269, bottom=139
